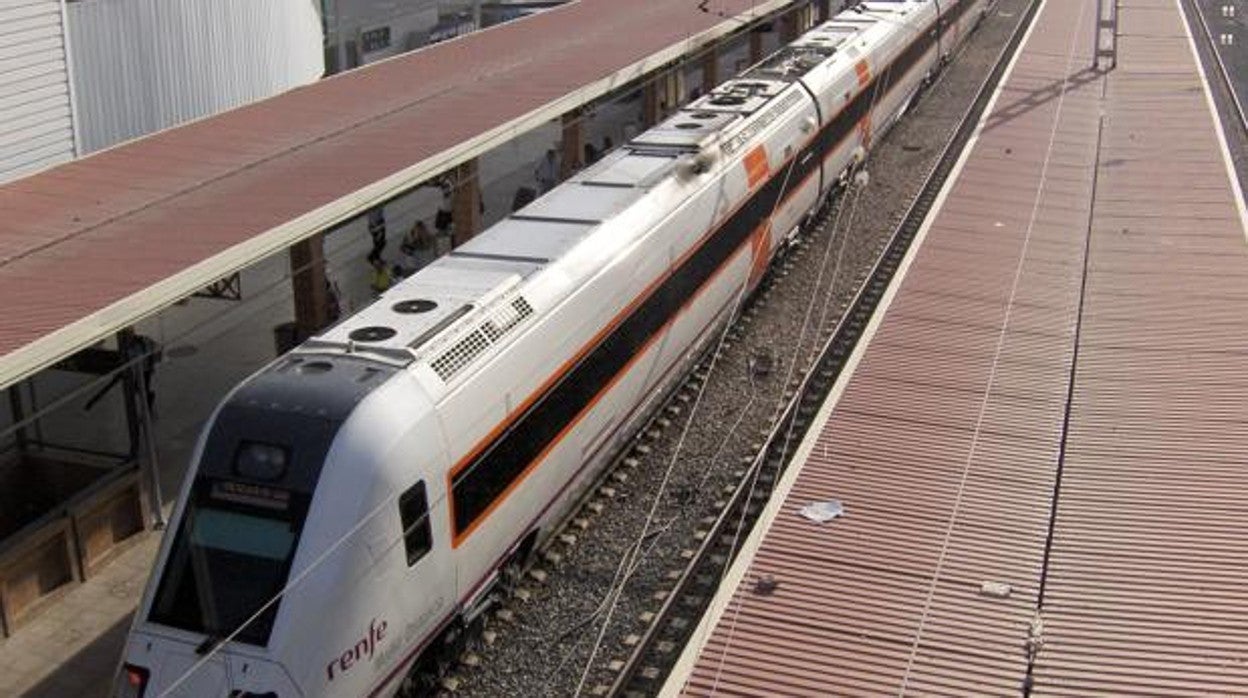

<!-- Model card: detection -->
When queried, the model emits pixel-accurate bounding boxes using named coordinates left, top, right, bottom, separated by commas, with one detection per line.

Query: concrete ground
left=0, top=535, right=155, bottom=697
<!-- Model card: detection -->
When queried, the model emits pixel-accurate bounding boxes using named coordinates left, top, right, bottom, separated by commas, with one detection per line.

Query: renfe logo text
left=327, top=617, right=388, bottom=681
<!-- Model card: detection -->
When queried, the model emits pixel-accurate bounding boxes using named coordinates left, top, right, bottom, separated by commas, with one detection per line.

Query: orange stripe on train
left=743, top=145, right=770, bottom=189
left=448, top=122, right=829, bottom=547
left=748, top=222, right=772, bottom=288
left=855, top=59, right=871, bottom=87
left=857, top=115, right=873, bottom=149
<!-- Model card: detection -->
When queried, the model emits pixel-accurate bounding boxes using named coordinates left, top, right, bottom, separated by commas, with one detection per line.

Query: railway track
left=446, top=1, right=1044, bottom=695
left=605, top=0, right=1046, bottom=694
left=1184, top=0, right=1247, bottom=135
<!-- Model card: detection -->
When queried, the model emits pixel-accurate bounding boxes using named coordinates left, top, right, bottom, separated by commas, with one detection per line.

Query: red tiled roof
left=0, top=0, right=800, bottom=387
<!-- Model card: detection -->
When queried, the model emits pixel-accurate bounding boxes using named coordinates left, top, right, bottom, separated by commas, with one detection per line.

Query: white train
left=117, top=1, right=986, bottom=695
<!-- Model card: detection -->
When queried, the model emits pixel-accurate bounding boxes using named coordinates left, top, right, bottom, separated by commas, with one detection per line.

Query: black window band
left=450, top=14, right=953, bottom=538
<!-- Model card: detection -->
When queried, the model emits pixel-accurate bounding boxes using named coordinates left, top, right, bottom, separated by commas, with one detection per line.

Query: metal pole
left=1092, top=0, right=1100, bottom=68
left=322, top=0, right=340, bottom=76
left=120, top=330, right=164, bottom=529
left=58, top=0, right=83, bottom=157
left=1111, top=0, right=1119, bottom=68
left=290, top=234, right=329, bottom=338
left=133, top=360, right=165, bottom=529
left=7, top=385, right=27, bottom=453
left=26, top=379, right=44, bottom=446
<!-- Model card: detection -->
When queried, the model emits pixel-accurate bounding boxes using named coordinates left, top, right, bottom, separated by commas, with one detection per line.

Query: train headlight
left=115, top=664, right=149, bottom=698
left=233, top=441, right=289, bottom=481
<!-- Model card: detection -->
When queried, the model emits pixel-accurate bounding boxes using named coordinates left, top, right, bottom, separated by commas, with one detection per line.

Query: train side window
left=399, top=481, right=433, bottom=566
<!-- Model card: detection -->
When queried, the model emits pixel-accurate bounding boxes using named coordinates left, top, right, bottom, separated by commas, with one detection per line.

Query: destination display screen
left=210, top=480, right=292, bottom=512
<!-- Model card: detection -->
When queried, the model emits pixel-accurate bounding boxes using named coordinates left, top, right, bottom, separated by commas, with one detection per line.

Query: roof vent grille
left=430, top=328, right=490, bottom=381
left=430, top=296, right=534, bottom=382
left=482, top=296, right=533, bottom=342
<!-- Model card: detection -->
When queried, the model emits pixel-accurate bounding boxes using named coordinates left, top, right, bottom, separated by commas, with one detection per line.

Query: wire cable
left=75, top=7, right=830, bottom=696
left=895, top=0, right=1090, bottom=691
left=146, top=22, right=808, bottom=697
left=572, top=141, right=807, bottom=697
left=2, top=6, right=789, bottom=446
left=702, top=50, right=895, bottom=698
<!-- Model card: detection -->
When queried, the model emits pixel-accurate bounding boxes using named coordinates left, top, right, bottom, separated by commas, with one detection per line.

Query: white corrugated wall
left=66, top=0, right=324, bottom=154
left=0, top=0, right=77, bottom=183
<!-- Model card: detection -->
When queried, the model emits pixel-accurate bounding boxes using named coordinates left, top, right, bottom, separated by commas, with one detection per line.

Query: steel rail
left=1183, top=0, right=1248, bottom=135
left=606, top=0, right=1046, bottom=693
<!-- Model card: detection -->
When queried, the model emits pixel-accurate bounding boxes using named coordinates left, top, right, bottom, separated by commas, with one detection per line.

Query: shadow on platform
left=21, top=614, right=130, bottom=698
left=982, top=65, right=1108, bottom=133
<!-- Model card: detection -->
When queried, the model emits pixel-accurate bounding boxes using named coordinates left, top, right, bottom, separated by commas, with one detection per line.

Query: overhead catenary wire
left=567, top=5, right=943, bottom=691
left=14, top=12, right=1008, bottom=698
left=2, top=0, right=780, bottom=591
left=19, top=8, right=1048, bottom=698
left=537, top=322, right=763, bottom=692
left=155, top=141, right=774, bottom=698
left=895, top=0, right=1090, bottom=691
left=0, top=4, right=798, bottom=445
left=15, top=9, right=799, bottom=494
left=700, top=182, right=867, bottom=694
left=130, top=20, right=810, bottom=698
left=16, top=7, right=819, bottom=697
left=571, top=127, right=809, bottom=695
left=699, top=0, right=1015, bottom=688
left=757, top=0, right=930, bottom=435
left=701, top=25, right=901, bottom=693
left=804, top=0, right=983, bottom=356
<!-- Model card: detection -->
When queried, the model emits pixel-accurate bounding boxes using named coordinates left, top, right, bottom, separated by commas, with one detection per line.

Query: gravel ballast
left=446, top=4, right=1035, bottom=695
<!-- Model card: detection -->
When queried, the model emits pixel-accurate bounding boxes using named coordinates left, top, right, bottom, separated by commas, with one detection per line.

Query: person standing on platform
left=325, top=278, right=342, bottom=324
left=367, top=208, right=387, bottom=264
left=434, top=178, right=454, bottom=245
left=535, top=148, right=559, bottom=193
left=368, top=256, right=392, bottom=297
left=399, top=220, right=437, bottom=276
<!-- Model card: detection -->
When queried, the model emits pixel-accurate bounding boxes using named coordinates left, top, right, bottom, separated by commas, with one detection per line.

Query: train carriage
left=116, top=1, right=988, bottom=695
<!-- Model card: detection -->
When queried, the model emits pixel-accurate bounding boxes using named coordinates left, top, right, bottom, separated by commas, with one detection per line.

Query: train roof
left=300, top=11, right=904, bottom=391
left=302, top=145, right=676, bottom=381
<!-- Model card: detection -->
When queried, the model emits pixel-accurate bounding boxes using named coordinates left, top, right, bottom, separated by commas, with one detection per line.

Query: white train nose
left=121, top=632, right=298, bottom=698
left=158, top=650, right=232, bottom=696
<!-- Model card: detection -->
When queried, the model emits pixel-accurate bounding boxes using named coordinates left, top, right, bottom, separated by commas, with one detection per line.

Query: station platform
left=665, top=0, right=1248, bottom=693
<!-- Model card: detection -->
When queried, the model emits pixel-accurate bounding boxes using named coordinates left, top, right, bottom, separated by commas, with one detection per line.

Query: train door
left=394, top=419, right=456, bottom=667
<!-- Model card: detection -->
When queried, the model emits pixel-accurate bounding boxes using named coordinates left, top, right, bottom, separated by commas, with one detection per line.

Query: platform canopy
left=0, top=0, right=805, bottom=390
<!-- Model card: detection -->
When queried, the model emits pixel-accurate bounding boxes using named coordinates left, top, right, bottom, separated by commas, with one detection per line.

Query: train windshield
left=148, top=479, right=306, bottom=646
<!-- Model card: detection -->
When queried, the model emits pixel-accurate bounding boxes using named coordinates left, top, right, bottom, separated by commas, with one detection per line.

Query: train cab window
left=149, top=480, right=306, bottom=646
left=399, top=481, right=433, bottom=566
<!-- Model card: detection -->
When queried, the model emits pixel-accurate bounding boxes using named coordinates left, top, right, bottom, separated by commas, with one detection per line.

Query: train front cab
left=116, top=354, right=441, bottom=698
left=117, top=414, right=331, bottom=697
